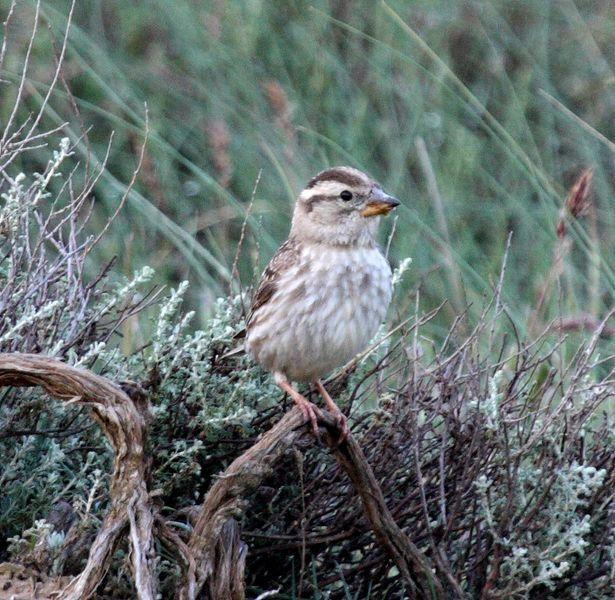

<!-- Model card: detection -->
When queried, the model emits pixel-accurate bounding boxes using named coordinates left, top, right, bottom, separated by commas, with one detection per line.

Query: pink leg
left=314, top=380, right=349, bottom=443
left=274, top=372, right=322, bottom=437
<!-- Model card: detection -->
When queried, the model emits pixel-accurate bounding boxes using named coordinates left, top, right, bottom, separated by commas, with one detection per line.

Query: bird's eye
left=340, top=190, right=353, bottom=201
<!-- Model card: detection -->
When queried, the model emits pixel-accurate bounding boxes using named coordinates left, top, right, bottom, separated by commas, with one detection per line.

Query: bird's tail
left=218, top=344, right=246, bottom=360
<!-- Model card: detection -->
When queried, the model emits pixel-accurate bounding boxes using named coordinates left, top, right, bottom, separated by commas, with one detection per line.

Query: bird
left=245, top=166, right=399, bottom=442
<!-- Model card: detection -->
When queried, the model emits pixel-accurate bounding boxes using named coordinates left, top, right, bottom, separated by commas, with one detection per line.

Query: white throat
left=290, top=208, right=379, bottom=247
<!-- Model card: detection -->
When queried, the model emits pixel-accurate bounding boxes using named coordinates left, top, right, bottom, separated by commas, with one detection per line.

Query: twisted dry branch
left=0, top=353, right=441, bottom=599
left=0, top=353, right=156, bottom=600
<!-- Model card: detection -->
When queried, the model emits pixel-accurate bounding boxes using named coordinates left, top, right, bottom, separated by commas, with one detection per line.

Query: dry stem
left=0, top=353, right=440, bottom=599
left=0, top=354, right=156, bottom=600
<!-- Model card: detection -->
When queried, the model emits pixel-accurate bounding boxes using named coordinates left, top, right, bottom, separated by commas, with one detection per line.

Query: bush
left=0, top=134, right=612, bottom=599
left=0, top=3, right=612, bottom=599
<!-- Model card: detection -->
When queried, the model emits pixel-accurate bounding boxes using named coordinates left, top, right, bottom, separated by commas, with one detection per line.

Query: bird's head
left=290, top=166, right=400, bottom=246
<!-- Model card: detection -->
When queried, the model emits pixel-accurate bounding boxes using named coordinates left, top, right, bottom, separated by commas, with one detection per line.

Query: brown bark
left=331, top=435, right=444, bottom=598
left=0, top=353, right=441, bottom=599
left=178, top=409, right=311, bottom=600
left=0, top=353, right=156, bottom=600
left=178, top=410, right=443, bottom=600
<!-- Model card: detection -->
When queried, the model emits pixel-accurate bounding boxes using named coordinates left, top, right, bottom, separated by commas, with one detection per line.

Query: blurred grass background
left=2, top=0, right=614, bottom=346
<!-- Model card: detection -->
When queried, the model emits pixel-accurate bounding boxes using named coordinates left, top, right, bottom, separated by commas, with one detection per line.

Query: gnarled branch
left=179, top=409, right=443, bottom=600
left=0, top=353, right=441, bottom=599
left=0, top=353, right=156, bottom=600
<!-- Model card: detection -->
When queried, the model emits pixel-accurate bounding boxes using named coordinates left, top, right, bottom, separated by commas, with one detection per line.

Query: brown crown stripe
left=306, top=168, right=367, bottom=189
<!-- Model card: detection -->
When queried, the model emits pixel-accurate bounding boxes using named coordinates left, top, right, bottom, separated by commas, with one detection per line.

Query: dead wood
left=331, top=435, right=444, bottom=598
left=0, top=353, right=440, bottom=599
left=178, top=408, right=313, bottom=600
left=179, top=409, right=442, bottom=600
left=0, top=353, right=157, bottom=600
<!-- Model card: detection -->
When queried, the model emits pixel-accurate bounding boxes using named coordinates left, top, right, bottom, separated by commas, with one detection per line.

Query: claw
left=274, top=373, right=323, bottom=440
left=296, top=397, right=322, bottom=438
left=334, top=412, right=350, bottom=444
left=315, top=380, right=349, bottom=446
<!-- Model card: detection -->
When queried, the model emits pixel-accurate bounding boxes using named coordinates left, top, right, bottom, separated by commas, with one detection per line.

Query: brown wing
left=247, top=237, right=299, bottom=329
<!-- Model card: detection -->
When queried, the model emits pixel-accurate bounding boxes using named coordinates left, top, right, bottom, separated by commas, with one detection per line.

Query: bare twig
left=178, top=407, right=442, bottom=599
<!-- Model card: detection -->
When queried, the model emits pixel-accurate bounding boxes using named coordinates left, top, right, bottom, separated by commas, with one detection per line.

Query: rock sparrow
left=246, top=166, right=399, bottom=440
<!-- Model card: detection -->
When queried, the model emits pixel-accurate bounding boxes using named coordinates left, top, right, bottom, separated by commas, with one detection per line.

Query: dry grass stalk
left=230, top=170, right=260, bottom=317
left=529, top=168, right=594, bottom=335
left=555, top=313, right=614, bottom=338
left=263, top=80, right=296, bottom=160
left=556, top=168, right=593, bottom=238
left=206, top=120, right=233, bottom=189
left=414, top=136, right=465, bottom=317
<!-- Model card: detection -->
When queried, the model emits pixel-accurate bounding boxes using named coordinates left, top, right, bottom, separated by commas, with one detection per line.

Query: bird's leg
left=274, top=372, right=322, bottom=437
left=314, top=380, right=349, bottom=443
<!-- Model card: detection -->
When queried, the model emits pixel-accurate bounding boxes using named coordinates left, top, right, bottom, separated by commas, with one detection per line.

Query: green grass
left=2, top=0, right=614, bottom=347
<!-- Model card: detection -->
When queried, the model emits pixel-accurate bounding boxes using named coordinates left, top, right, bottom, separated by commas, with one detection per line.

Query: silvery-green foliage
left=478, top=460, right=607, bottom=597
left=1, top=136, right=612, bottom=599
left=142, top=287, right=287, bottom=502
left=0, top=137, right=265, bottom=557
left=6, top=518, right=66, bottom=575
left=469, top=369, right=505, bottom=430
left=0, top=139, right=158, bottom=547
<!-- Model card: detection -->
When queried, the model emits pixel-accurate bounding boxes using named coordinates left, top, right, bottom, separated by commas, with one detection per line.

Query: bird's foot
left=332, top=410, right=349, bottom=444
left=275, top=374, right=323, bottom=439
left=315, top=380, right=349, bottom=446
left=294, top=395, right=323, bottom=438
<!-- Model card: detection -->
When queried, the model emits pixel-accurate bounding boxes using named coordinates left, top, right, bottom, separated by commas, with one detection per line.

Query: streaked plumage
left=246, top=166, right=399, bottom=440
left=247, top=241, right=391, bottom=381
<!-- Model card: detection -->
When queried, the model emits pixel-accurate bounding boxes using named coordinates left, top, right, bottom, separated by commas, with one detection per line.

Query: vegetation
left=2, top=0, right=613, bottom=339
left=0, top=1, right=613, bottom=598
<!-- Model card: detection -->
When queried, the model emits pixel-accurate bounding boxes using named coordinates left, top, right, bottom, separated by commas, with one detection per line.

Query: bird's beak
left=360, top=189, right=400, bottom=218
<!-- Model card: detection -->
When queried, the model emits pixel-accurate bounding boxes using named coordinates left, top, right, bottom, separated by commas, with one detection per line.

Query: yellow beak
left=360, top=193, right=400, bottom=218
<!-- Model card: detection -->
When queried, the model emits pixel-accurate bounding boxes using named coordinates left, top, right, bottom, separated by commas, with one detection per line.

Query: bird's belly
left=291, top=294, right=381, bottom=378
left=247, top=247, right=392, bottom=381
